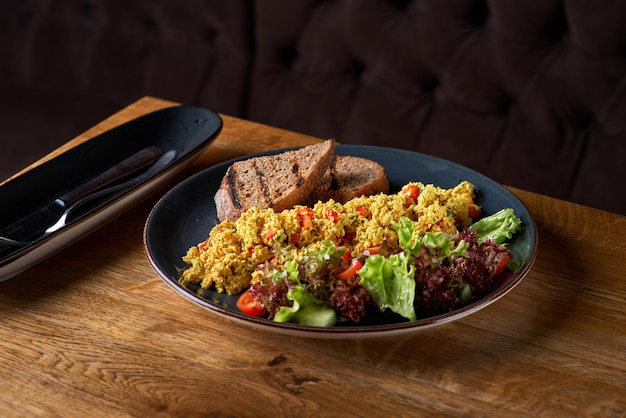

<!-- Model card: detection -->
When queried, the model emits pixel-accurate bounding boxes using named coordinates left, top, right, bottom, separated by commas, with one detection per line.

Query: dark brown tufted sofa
left=2, top=0, right=625, bottom=215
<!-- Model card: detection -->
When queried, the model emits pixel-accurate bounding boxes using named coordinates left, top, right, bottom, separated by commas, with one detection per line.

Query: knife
left=0, top=146, right=163, bottom=246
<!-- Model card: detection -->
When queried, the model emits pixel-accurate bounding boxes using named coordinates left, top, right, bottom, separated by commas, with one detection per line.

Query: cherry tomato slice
left=494, top=254, right=510, bottom=276
left=236, top=290, right=266, bottom=317
left=365, top=245, right=381, bottom=256
left=336, top=258, right=364, bottom=280
left=336, top=245, right=352, bottom=261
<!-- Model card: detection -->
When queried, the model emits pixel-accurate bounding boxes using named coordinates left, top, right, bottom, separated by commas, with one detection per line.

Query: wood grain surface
left=1, top=97, right=624, bottom=417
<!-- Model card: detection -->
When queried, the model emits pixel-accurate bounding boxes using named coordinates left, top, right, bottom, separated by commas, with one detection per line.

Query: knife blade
left=0, top=146, right=163, bottom=245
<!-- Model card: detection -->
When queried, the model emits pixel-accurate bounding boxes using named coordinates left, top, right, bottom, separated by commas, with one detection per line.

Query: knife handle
left=61, top=146, right=164, bottom=205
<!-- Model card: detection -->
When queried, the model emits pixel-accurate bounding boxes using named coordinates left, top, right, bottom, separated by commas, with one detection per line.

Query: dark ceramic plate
left=144, top=145, right=537, bottom=338
left=0, top=106, right=222, bottom=281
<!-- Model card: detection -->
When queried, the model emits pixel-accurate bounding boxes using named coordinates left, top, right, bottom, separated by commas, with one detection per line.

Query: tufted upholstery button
left=420, top=77, right=439, bottom=95
left=351, top=61, right=366, bottom=80
left=80, top=0, right=95, bottom=16
left=467, top=0, right=489, bottom=26
left=203, top=26, right=217, bottom=44
left=496, top=96, right=513, bottom=117
left=390, top=0, right=412, bottom=11
left=571, top=109, right=594, bottom=131
left=276, top=46, right=298, bottom=70
left=142, top=15, right=158, bottom=33
left=541, top=11, right=568, bottom=44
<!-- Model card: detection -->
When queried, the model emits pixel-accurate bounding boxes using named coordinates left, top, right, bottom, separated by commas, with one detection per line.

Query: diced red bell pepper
left=468, top=198, right=481, bottom=218
left=265, top=229, right=276, bottom=242
left=400, top=184, right=420, bottom=201
left=297, top=207, right=314, bottom=229
left=356, top=207, right=367, bottom=217
left=326, top=208, right=340, bottom=223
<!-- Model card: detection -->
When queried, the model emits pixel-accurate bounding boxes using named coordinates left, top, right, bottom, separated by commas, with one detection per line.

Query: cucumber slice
left=294, top=304, right=338, bottom=327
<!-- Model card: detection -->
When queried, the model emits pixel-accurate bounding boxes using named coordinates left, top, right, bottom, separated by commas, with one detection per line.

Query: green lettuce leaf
left=394, top=216, right=420, bottom=254
left=468, top=208, right=522, bottom=245
left=358, top=252, right=417, bottom=321
left=296, top=240, right=347, bottom=279
left=392, top=216, right=424, bottom=255
left=274, top=284, right=337, bottom=327
left=284, top=259, right=300, bottom=282
left=422, top=231, right=468, bottom=257
left=393, top=216, right=468, bottom=258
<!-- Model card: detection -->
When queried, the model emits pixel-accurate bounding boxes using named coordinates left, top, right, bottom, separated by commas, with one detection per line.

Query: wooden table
left=1, top=97, right=625, bottom=417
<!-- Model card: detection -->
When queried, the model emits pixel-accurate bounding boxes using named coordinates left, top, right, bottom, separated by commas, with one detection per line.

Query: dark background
left=1, top=0, right=625, bottom=215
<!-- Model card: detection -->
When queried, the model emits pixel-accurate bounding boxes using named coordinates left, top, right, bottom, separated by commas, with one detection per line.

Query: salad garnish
left=241, top=209, right=523, bottom=326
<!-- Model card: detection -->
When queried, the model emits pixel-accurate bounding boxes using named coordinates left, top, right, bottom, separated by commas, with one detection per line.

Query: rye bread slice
left=305, top=155, right=389, bottom=205
left=215, top=139, right=335, bottom=221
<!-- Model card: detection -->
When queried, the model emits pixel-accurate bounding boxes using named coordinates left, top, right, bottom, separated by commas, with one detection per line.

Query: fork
left=0, top=149, right=177, bottom=249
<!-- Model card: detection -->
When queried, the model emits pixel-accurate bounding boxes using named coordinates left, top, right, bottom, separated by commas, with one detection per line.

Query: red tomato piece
left=297, top=207, right=314, bottom=229
left=468, top=198, right=481, bottom=218
left=326, top=208, right=340, bottom=223
left=336, top=258, right=364, bottom=280
left=365, top=245, right=381, bottom=256
left=265, top=229, right=276, bottom=242
left=336, top=245, right=352, bottom=260
left=342, top=232, right=355, bottom=243
left=494, top=254, right=510, bottom=276
left=236, top=290, right=266, bottom=317
left=400, top=184, right=420, bottom=201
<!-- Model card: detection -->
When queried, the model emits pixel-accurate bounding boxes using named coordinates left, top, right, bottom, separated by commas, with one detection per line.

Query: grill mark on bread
left=253, top=160, right=273, bottom=208
left=226, top=167, right=242, bottom=209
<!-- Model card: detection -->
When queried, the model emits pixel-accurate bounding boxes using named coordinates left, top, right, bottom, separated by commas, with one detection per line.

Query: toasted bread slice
left=215, top=139, right=336, bottom=221
left=305, top=155, right=389, bottom=205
